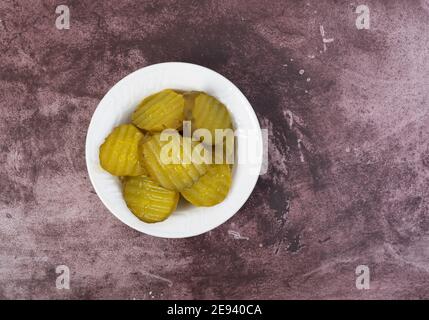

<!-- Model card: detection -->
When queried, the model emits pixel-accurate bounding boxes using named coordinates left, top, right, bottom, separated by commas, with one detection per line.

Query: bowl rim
left=85, top=62, right=262, bottom=238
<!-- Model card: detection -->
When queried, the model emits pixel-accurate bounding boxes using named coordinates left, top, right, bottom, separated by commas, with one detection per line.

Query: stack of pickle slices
left=99, top=89, right=234, bottom=223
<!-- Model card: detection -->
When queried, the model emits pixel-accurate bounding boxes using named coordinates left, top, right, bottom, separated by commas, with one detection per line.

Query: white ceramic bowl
left=85, top=62, right=263, bottom=238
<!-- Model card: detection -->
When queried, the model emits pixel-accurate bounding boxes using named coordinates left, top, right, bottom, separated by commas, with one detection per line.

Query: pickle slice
left=212, top=136, right=235, bottom=165
left=181, top=164, right=231, bottom=207
left=132, top=89, right=185, bottom=132
left=123, top=175, right=179, bottom=223
left=183, top=91, right=201, bottom=120
left=99, top=124, right=146, bottom=176
left=141, top=132, right=208, bottom=191
left=191, top=93, right=232, bottom=144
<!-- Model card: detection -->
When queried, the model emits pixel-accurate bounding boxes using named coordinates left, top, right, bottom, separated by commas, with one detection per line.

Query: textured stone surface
left=1, top=0, right=428, bottom=299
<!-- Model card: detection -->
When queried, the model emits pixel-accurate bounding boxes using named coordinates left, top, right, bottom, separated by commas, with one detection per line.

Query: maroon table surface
left=1, top=0, right=428, bottom=299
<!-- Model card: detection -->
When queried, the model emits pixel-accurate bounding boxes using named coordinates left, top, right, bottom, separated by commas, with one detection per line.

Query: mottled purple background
left=1, top=0, right=428, bottom=299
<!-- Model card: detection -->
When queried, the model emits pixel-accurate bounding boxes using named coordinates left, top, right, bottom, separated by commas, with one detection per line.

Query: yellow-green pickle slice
left=123, top=175, right=179, bottom=223
left=132, top=89, right=185, bottom=132
left=99, top=124, right=146, bottom=176
left=141, top=132, right=209, bottom=191
left=181, top=164, right=231, bottom=207
left=183, top=91, right=201, bottom=120
left=191, top=93, right=232, bottom=144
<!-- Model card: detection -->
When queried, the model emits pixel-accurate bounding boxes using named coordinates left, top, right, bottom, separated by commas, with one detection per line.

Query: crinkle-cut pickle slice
left=181, top=164, right=231, bottom=207
left=132, top=89, right=185, bottom=132
left=99, top=124, right=146, bottom=176
left=212, top=136, right=235, bottom=165
left=183, top=91, right=201, bottom=120
left=191, top=93, right=232, bottom=144
left=141, top=132, right=208, bottom=191
left=123, top=175, right=179, bottom=223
